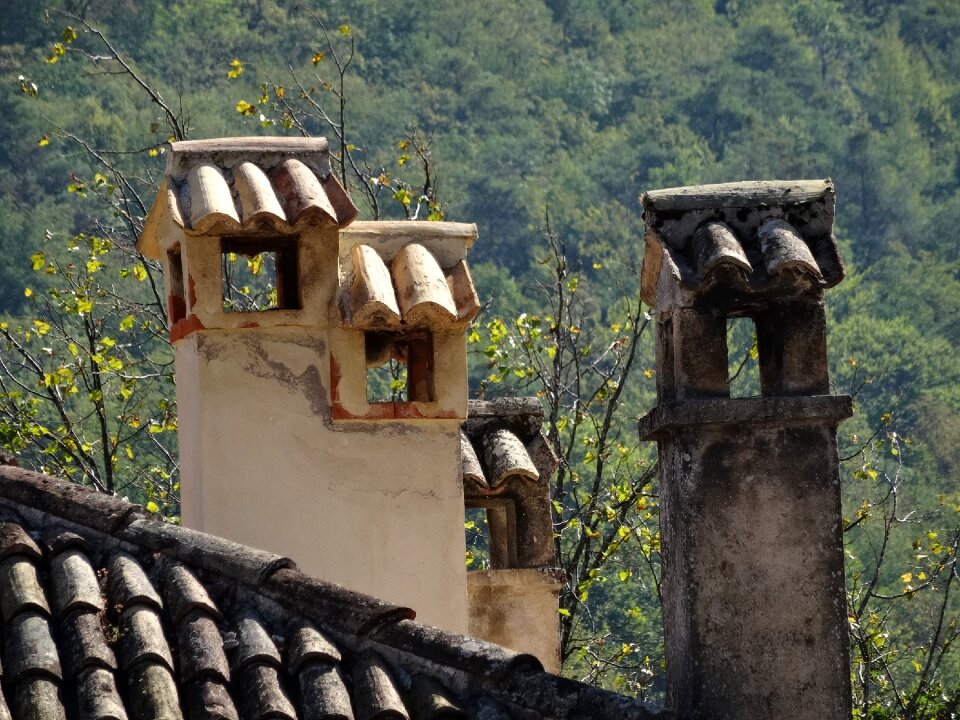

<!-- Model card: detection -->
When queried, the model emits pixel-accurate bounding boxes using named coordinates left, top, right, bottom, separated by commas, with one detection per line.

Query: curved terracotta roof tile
left=349, top=245, right=403, bottom=329
left=12, top=676, right=64, bottom=719
left=757, top=218, right=823, bottom=280
left=6, top=610, right=62, bottom=681
left=233, top=160, right=286, bottom=227
left=0, top=520, right=42, bottom=561
left=640, top=179, right=841, bottom=305
left=297, top=662, right=353, bottom=720
left=187, top=163, right=239, bottom=233
left=459, top=431, right=486, bottom=490
left=0, top=556, right=49, bottom=620
left=126, top=662, right=183, bottom=719
left=344, top=244, right=478, bottom=331
left=287, top=622, right=341, bottom=672
left=692, top=221, right=752, bottom=280
left=58, top=611, right=117, bottom=676
left=77, top=666, right=126, bottom=720
left=352, top=650, right=409, bottom=720
left=50, top=548, right=103, bottom=616
left=108, top=553, right=162, bottom=611
left=482, top=428, right=540, bottom=489
left=272, top=157, right=343, bottom=227
left=116, top=603, right=174, bottom=672
left=391, top=243, right=459, bottom=325
left=139, top=137, right=358, bottom=258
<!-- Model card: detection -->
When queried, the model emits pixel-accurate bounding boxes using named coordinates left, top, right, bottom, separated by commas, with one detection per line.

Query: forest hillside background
left=0, top=1, right=958, bottom=716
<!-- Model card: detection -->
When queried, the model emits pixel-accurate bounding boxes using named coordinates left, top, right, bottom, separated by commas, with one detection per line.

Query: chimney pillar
left=638, top=181, right=852, bottom=720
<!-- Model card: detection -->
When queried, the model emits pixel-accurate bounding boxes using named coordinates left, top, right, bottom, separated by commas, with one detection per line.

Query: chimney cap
left=139, top=136, right=357, bottom=259
left=641, top=179, right=833, bottom=212
left=639, top=179, right=842, bottom=306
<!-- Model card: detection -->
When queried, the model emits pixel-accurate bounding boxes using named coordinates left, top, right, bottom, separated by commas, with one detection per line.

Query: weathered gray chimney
left=638, top=180, right=852, bottom=720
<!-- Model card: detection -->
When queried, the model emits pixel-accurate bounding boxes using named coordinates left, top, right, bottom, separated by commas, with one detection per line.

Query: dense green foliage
left=0, top=1, right=957, bottom=715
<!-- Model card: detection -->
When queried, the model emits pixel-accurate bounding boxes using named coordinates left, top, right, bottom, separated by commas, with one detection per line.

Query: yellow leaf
left=46, top=42, right=65, bottom=63
left=643, top=369, right=655, bottom=378
left=901, top=572, right=912, bottom=583
left=148, top=147, right=159, bottom=157
left=24, top=288, right=33, bottom=297
left=132, top=264, right=147, bottom=282
left=235, top=100, right=256, bottom=116
left=311, top=52, right=325, bottom=65
left=145, top=501, right=160, bottom=513
left=37, top=135, right=50, bottom=147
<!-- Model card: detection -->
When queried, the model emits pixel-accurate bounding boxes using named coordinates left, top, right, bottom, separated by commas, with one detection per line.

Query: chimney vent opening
left=167, top=247, right=186, bottom=324
left=364, top=331, right=435, bottom=403
left=221, top=236, right=300, bottom=312
left=727, top=316, right=760, bottom=397
left=465, top=507, right=490, bottom=570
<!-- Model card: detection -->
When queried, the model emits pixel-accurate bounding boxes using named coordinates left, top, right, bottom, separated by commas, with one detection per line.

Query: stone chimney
left=637, top=180, right=852, bottom=720
left=461, top=397, right=564, bottom=672
left=139, top=138, right=481, bottom=633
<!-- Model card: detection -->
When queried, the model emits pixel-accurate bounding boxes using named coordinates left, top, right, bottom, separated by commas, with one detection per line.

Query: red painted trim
left=329, top=354, right=461, bottom=421
left=169, top=314, right=205, bottom=343
left=187, top=273, right=198, bottom=308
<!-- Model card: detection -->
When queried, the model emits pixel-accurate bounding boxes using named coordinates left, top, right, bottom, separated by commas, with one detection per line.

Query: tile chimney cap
left=139, top=136, right=357, bottom=259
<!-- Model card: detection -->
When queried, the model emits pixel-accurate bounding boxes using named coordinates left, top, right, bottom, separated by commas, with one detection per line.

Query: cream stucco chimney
left=140, top=137, right=480, bottom=633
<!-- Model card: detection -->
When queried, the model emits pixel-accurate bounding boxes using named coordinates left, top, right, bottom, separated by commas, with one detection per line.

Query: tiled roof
left=341, top=223, right=481, bottom=332
left=139, top=138, right=357, bottom=257
left=0, top=465, right=665, bottom=720
left=639, top=179, right=844, bottom=306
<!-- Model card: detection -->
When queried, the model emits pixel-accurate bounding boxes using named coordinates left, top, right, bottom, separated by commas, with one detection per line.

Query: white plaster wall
left=176, top=328, right=469, bottom=633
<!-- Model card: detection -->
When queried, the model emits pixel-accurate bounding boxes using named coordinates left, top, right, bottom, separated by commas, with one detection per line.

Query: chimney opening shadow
left=221, top=236, right=300, bottom=313
left=364, top=331, right=435, bottom=404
